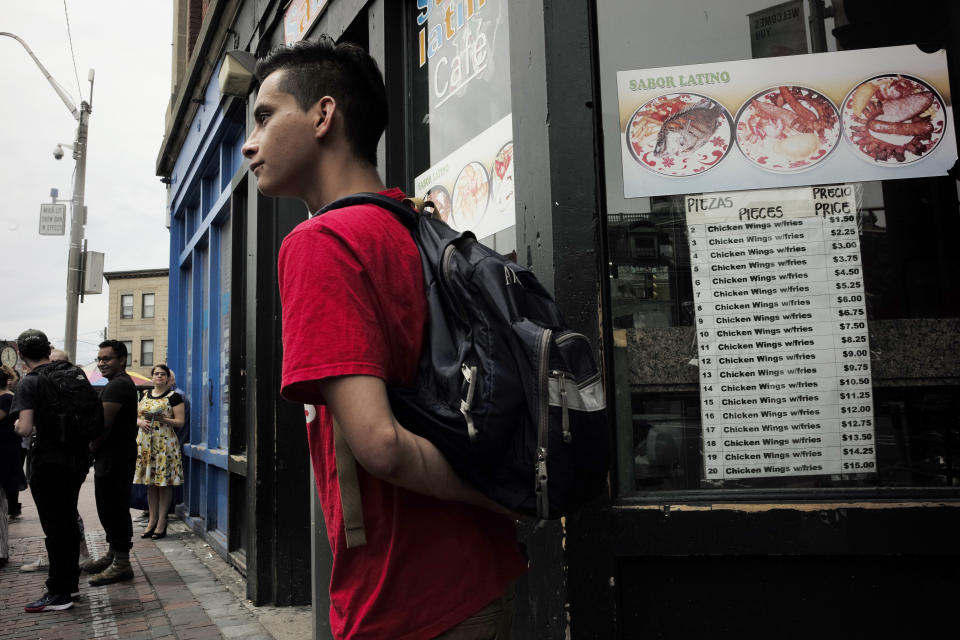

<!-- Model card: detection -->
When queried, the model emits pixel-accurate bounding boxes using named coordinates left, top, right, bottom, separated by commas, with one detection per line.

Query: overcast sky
left=0, top=1, right=172, bottom=364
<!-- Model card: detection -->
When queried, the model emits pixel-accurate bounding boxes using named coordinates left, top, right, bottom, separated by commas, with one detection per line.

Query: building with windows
left=103, top=268, right=169, bottom=376
left=158, top=0, right=960, bottom=637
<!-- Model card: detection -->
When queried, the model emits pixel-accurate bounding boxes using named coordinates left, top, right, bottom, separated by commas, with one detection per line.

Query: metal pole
left=807, top=0, right=831, bottom=53
left=64, top=103, right=90, bottom=361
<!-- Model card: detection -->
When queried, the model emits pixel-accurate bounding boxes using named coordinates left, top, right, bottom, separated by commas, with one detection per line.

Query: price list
left=686, top=186, right=876, bottom=480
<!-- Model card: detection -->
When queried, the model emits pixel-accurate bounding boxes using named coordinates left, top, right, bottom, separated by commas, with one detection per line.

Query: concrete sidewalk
left=0, top=471, right=311, bottom=640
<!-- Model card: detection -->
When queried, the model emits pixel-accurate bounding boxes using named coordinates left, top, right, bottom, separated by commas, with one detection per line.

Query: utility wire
left=63, top=0, right=83, bottom=102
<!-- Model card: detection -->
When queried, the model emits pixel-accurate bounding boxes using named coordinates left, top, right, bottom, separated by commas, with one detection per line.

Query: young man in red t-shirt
left=241, top=37, right=527, bottom=639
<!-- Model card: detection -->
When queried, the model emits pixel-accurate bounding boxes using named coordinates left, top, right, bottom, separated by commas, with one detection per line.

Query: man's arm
left=91, top=401, right=121, bottom=451
left=319, top=375, right=515, bottom=516
left=14, top=409, right=34, bottom=438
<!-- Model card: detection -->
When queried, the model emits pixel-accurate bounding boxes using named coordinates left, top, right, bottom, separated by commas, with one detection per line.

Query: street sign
left=83, top=250, right=104, bottom=294
left=39, top=203, right=67, bottom=235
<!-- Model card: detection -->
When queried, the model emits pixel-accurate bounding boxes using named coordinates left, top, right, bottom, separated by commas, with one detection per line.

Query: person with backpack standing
left=10, top=329, right=99, bottom=612
left=241, top=38, right=527, bottom=639
left=17, top=349, right=93, bottom=574
left=81, top=340, right=139, bottom=586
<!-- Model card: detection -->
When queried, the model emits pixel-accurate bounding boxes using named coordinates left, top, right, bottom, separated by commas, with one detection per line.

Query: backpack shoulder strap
left=332, top=417, right=367, bottom=548
left=318, top=192, right=420, bottom=229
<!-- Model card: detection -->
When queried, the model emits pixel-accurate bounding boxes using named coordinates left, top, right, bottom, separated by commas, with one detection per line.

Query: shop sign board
left=283, top=0, right=329, bottom=44
left=686, top=185, right=876, bottom=480
left=413, top=0, right=515, bottom=240
left=748, top=0, right=808, bottom=59
left=39, top=203, right=66, bottom=235
left=616, top=45, right=956, bottom=198
left=414, top=114, right=514, bottom=240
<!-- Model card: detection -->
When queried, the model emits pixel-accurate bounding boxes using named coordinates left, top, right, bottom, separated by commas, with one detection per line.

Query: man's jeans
left=94, top=448, right=137, bottom=553
left=30, top=464, right=87, bottom=594
left=434, top=585, right=515, bottom=640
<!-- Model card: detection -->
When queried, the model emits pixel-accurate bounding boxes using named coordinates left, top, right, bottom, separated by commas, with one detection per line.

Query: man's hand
left=14, top=410, right=34, bottom=438
left=318, top=375, right=516, bottom=517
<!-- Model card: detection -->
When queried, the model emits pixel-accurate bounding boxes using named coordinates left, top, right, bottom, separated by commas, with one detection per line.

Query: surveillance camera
left=53, top=145, right=64, bottom=160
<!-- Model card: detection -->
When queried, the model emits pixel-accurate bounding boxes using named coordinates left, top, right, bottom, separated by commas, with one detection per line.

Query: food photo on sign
left=734, top=85, right=841, bottom=172
left=841, top=74, right=947, bottom=165
left=616, top=44, right=956, bottom=199
left=625, top=93, right=733, bottom=177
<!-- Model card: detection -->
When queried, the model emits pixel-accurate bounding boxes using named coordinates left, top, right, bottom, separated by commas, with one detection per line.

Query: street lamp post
left=1, top=31, right=94, bottom=362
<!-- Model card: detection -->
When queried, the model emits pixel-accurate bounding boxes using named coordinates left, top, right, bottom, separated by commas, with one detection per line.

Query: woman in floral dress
left=133, top=364, right=184, bottom=539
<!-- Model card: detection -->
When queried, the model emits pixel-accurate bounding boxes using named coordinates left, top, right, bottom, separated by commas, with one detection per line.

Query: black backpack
left=318, top=193, right=609, bottom=520
left=34, top=361, right=105, bottom=449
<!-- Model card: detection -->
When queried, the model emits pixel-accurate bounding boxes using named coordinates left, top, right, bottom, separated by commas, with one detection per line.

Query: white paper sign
left=688, top=186, right=876, bottom=480
left=39, top=203, right=66, bottom=235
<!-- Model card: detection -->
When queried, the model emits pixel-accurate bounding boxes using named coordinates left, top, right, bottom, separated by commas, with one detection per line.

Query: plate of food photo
left=451, top=161, right=490, bottom=229
left=425, top=185, right=452, bottom=222
left=735, top=85, right=840, bottom=172
left=625, top=93, right=733, bottom=177
left=841, top=73, right=947, bottom=165
left=491, top=141, right=515, bottom=214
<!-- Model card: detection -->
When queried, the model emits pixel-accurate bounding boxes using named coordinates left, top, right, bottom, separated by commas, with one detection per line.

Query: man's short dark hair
left=99, top=339, right=127, bottom=362
left=255, top=36, right=387, bottom=167
left=17, top=329, right=51, bottom=361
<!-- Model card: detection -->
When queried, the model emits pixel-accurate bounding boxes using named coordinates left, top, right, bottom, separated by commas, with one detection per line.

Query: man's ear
left=313, top=96, right=336, bottom=139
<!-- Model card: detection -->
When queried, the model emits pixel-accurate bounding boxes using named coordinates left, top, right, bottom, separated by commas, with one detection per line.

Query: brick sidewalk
left=0, top=471, right=277, bottom=640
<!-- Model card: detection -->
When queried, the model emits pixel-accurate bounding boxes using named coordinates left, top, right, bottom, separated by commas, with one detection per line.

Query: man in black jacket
left=11, top=329, right=89, bottom=612
left=81, top=339, right=139, bottom=586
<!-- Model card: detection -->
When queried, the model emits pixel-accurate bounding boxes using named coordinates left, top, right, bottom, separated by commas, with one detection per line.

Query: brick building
left=103, top=268, right=169, bottom=377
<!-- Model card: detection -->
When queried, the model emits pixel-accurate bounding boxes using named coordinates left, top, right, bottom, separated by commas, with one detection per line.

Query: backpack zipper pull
left=535, top=446, right=549, bottom=519
left=557, top=371, right=571, bottom=443
left=460, top=364, right=479, bottom=441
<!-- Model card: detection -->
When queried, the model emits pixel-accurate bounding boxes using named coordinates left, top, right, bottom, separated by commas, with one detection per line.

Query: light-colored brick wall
left=106, top=274, right=169, bottom=377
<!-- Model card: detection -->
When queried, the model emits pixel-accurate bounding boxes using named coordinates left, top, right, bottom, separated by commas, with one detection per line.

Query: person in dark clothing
left=10, top=330, right=88, bottom=612
left=0, top=364, right=27, bottom=568
left=81, top=340, right=139, bottom=586
left=3, top=366, right=23, bottom=520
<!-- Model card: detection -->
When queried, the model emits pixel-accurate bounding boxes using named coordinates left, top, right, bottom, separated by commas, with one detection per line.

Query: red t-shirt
left=278, top=188, right=527, bottom=639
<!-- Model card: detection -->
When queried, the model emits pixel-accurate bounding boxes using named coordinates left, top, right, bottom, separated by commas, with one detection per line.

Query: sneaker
left=24, top=592, right=74, bottom=612
left=21, top=556, right=48, bottom=572
left=88, top=559, right=133, bottom=586
left=80, top=551, right=114, bottom=574
left=78, top=551, right=91, bottom=567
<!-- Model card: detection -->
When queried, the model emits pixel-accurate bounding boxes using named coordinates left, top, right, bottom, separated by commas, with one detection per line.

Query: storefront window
left=407, top=0, right=516, bottom=254
left=598, top=0, right=960, bottom=494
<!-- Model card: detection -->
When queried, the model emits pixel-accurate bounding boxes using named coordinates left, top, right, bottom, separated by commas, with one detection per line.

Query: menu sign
left=687, top=186, right=876, bottom=480
left=617, top=45, right=956, bottom=198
